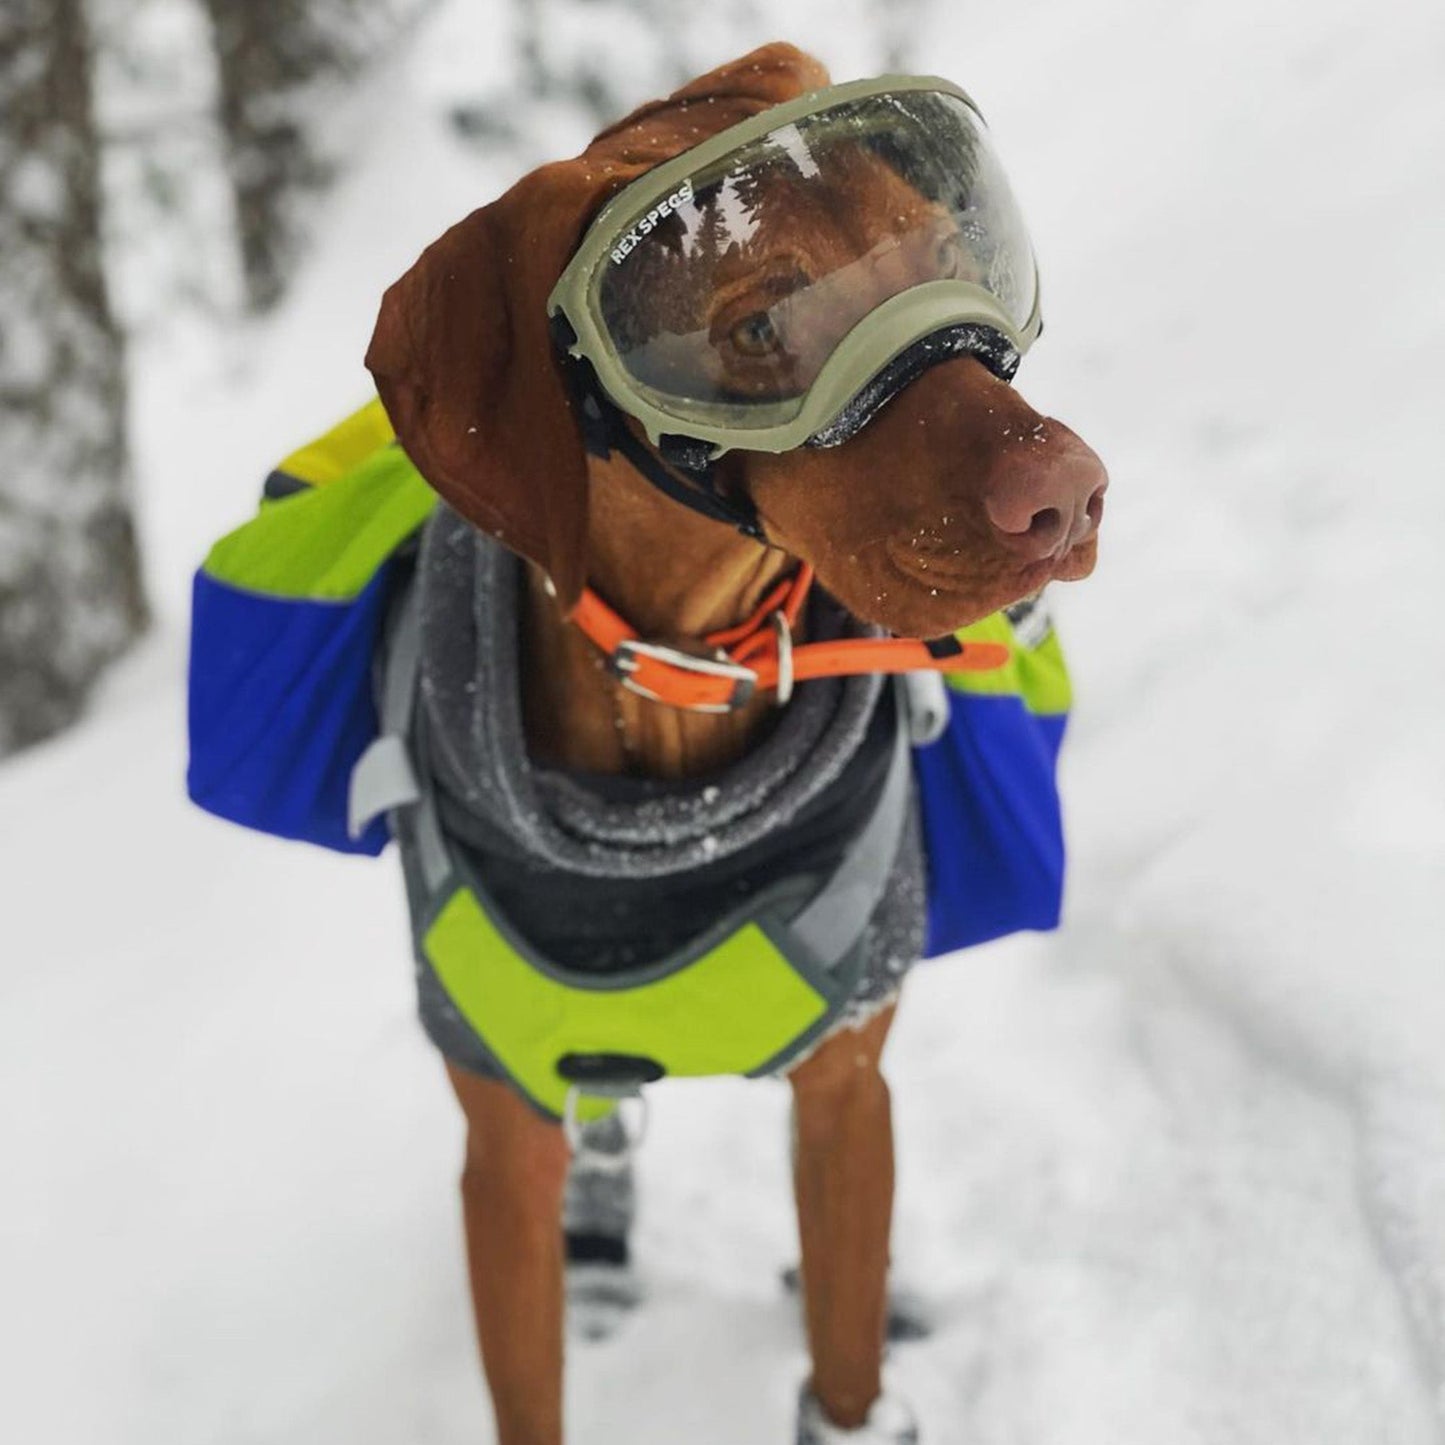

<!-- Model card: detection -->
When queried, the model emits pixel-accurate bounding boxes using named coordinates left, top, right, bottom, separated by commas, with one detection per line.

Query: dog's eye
left=935, top=234, right=968, bottom=279
left=730, top=312, right=781, bottom=358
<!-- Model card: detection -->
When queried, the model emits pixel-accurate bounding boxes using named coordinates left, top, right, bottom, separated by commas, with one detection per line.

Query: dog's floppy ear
left=366, top=166, right=600, bottom=609
left=366, top=42, right=831, bottom=611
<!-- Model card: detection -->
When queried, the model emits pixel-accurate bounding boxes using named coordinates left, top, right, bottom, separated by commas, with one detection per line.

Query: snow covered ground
left=4, top=1, right=1444, bottom=1440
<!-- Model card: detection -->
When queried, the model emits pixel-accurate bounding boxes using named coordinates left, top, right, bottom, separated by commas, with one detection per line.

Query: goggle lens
left=594, top=90, right=1035, bottom=423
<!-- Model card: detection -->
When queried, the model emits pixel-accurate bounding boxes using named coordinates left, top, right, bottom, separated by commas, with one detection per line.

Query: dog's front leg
left=789, top=1003, right=898, bottom=1430
left=447, top=1064, right=570, bottom=1445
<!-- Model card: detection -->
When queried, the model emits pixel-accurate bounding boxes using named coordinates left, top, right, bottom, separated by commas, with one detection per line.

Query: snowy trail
left=6, top=0, right=1445, bottom=1440
left=3, top=643, right=1438, bottom=1444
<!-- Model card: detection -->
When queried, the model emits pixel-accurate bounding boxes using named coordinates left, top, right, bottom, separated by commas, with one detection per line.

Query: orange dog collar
left=569, top=565, right=1010, bottom=714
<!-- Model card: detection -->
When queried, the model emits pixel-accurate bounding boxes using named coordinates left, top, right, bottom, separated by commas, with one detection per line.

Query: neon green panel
left=203, top=445, right=436, bottom=601
left=945, top=611, right=1072, bottom=716
left=424, top=889, right=829, bottom=1119
left=275, top=397, right=396, bottom=488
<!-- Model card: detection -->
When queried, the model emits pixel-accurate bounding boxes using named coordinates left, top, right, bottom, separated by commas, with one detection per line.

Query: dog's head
left=368, top=43, right=1105, bottom=637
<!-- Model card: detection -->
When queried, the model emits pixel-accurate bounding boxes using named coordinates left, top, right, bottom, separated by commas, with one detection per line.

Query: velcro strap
left=787, top=685, right=913, bottom=968
left=348, top=735, right=420, bottom=841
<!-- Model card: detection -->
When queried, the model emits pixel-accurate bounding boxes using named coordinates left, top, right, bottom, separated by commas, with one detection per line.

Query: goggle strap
left=558, top=347, right=765, bottom=541
left=606, top=410, right=764, bottom=541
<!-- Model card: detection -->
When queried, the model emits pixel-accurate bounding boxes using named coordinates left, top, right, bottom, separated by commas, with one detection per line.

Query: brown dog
left=367, top=43, right=1104, bottom=1445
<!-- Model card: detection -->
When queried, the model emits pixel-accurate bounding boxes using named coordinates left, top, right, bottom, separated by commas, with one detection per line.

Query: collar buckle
left=611, top=639, right=758, bottom=714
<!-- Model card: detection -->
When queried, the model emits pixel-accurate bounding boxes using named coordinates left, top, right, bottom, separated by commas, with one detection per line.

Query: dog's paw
left=796, top=1386, right=919, bottom=1444
left=566, top=1257, right=642, bottom=1343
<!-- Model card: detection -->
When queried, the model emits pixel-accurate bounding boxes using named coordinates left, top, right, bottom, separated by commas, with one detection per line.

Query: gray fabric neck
left=416, top=505, right=885, bottom=880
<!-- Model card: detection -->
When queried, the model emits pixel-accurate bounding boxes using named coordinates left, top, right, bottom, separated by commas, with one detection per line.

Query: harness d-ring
left=563, top=1085, right=649, bottom=1173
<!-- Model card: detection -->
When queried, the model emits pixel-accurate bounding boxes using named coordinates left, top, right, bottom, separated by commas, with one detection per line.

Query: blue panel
left=187, top=569, right=392, bottom=855
left=912, top=694, right=1068, bottom=956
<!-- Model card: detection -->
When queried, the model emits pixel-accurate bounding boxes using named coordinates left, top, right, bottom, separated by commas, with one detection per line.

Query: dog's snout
left=983, top=424, right=1108, bottom=561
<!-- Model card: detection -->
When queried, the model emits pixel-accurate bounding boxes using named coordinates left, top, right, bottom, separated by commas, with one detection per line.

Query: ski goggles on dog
left=548, top=75, right=1042, bottom=461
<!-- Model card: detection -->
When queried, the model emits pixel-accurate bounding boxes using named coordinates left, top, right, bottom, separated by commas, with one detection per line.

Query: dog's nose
left=984, top=423, right=1108, bottom=561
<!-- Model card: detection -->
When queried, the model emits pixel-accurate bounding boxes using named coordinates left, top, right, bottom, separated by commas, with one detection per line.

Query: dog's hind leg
left=447, top=1063, right=570, bottom=1445
left=788, top=1003, right=899, bottom=1432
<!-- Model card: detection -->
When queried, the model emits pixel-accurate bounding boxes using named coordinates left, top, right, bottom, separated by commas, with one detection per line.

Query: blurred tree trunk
left=875, top=0, right=924, bottom=71
left=203, top=0, right=428, bottom=314
left=516, top=0, right=550, bottom=99
left=0, top=0, right=148, bottom=758
left=508, top=0, right=691, bottom=127
left=87, top=0, right=243, bottom=336
left=204, top=0, right=351, bottom=313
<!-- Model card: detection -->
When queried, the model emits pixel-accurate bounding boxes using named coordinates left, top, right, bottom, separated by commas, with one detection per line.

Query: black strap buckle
left=551, top=328, right=764, bottom=541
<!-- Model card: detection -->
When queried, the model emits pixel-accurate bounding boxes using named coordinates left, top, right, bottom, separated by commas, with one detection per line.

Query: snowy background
left=4, top=0, right=1445, bottom=1440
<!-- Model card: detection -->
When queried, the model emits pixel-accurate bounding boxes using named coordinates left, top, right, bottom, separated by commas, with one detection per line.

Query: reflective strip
left=411, top=789, right=453, bottom=897
left=788, top=692, right=911, bottom=968
left=379, top=579, right=422, bottom=740
left=353, top=577, right=452, bottom=891
left=391, top=592, right=452, bottom=894
left=348, top=736, right=419, bottom=841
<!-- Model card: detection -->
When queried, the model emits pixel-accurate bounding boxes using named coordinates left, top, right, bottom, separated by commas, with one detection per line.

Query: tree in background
left=0, top=0, right=148, bottom=757
left=203, top=0, right=429, bottom=314
left=874, top=0, right=924, bottom=71
left=457, top=0, right=917, bottom=152
left=88, top=0, right=241, bottom=337
left=449, top=0, right=765, bottom=148
left=525, top=0, right=695, bottom=124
